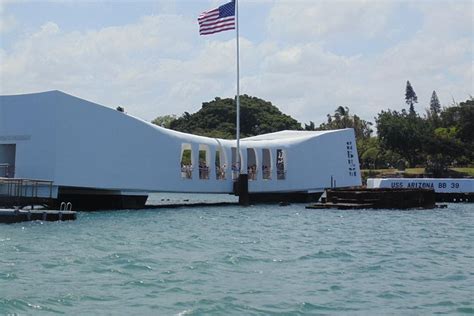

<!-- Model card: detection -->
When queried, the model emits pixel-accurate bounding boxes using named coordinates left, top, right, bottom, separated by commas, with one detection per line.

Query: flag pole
left=235, top=0, right=248, bottom=205
left=235, top=0, right=241, bottom=177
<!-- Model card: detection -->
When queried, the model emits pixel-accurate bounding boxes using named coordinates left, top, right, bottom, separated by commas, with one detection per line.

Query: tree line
left=152, top=81, right=473, bottom=176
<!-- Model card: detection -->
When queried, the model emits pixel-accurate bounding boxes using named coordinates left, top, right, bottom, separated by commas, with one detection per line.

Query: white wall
left=0, top=92, right=57, bottom=180
left=1, top=91, right=361, bottom=193
left=245, top=129, right=361, bottom=192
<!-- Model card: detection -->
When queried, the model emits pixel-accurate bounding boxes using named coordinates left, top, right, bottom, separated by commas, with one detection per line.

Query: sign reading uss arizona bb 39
left=367, top=178, right=473, bottom=194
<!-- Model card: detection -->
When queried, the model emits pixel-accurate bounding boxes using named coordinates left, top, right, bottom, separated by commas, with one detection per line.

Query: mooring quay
left=0, top=177, right=77, bottom=223
left=0, top=209, right=76, bottom=224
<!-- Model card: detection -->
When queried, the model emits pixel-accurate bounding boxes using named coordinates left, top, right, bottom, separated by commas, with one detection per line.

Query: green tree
left=429, top=90, right=441, bottom=116
left=405, top=80, right=418, bottom=116
left=376, top=97, right=473, bottom=172
left=152, top=114, right=177, bottom=129
left=423, top=127, right=467, bottom=176
left=376, top=109, right=428, bottom=167
left=427, top=90, right=441, bottom=128
left=437, top=98, right=474, bottom=164
left=167, top=95, right=302, bottom=138
left=440, top=98, right=474, bottom=145
left=304, top=121, right=315, bottom=131
left=357, top=137, right=381, bottom=169
left=317, top=106, right=373, bottom=140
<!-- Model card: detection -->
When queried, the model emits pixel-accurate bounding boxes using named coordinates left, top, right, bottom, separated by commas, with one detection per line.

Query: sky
left=0, top=0, right=473, bottom=126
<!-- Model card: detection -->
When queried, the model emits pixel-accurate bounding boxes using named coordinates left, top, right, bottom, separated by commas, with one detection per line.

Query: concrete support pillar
left=238, top=174, right=249, bottom=206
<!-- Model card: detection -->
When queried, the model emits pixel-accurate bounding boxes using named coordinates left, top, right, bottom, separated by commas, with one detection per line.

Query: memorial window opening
left=247, top=148, right=257, bottom=181
left=276, top=149, right=286, bottom=180
left=180, top=143, right=193, bottom=179
left=262, top=148, right=272, bottom=180
left=199, top=144, right=210, bottom=180
left=215, top=149, right=227, bottom=180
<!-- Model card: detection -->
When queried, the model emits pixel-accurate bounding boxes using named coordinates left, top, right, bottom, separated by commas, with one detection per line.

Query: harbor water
left=1, top=194, right=473, bottom=315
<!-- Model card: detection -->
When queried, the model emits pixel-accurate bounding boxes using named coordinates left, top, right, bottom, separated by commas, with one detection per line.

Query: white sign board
left=367, top=178, right=473, bottom=194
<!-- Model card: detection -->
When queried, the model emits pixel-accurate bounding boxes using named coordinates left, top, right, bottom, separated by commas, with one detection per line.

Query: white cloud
left=0, top=14, right=16, bottom=33
left=0, top=0, right=17, bottom=33
left=0, top=14, right=206, bottom=118
left=267, top=0, right=395, bottom=43
left=250, top=0, right=473, bottom=123
left=415, top=0, right=473, bottom=37
left=0, top=0, right=472, bottom=128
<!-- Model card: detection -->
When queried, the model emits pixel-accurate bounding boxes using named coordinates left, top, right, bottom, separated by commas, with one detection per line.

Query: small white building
left=0, top=91, right=361, bottom=208
left=367, top=178, right=473, bottom=193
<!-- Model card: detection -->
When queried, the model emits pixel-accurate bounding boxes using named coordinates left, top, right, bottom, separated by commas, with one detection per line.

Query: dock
left=0, top=178, right=77, bottom=223
left=0, top=177, right=56, bottom=208
left=0, top=209, right=76, bottom=224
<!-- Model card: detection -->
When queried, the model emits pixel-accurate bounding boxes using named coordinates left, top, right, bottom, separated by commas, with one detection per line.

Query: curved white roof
left=0, top=91, right=362, bottom=194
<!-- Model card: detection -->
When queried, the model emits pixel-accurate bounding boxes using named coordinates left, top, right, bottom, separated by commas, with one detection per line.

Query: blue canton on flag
left=198, top=1, right=235, bottom=35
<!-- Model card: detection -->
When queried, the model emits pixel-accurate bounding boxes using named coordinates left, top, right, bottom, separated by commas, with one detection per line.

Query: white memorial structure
left=1, top=91, right=361, bottom=208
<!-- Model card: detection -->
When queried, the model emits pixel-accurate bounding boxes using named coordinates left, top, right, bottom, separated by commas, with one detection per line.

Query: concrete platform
left=0, top=209, right=77, bottom=224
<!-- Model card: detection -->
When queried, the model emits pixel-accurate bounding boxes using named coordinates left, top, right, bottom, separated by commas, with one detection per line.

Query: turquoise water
left=1, top=197, right=473, bottom=315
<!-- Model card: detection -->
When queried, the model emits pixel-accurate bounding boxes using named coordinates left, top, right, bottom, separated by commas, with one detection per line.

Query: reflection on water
left=146, top=192, right=238, bottom=205
left=0, top=203, right=472, bottom=315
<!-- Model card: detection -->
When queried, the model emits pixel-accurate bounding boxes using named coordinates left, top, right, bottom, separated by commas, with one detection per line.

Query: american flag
left=198, top=0, right=235, bottom=36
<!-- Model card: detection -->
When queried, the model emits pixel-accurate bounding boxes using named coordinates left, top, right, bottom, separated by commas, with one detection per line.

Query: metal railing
left=0, top=178, right=54, bottom=198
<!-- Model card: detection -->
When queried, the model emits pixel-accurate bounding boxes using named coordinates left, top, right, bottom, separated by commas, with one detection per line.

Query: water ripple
left=0, top=200, right=472, bottom=315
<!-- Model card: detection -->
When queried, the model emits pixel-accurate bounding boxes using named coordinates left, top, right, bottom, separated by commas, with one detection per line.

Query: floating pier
left=1, top=178, right=76, bottom=223
left=306, top=187, right=436, bottom=210
left=0, top=209, right=76, bottom=224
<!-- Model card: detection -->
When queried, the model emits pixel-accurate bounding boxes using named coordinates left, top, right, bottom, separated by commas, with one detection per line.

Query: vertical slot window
left=180, top=144, right=193, bottom=179
left=262, top=148, right=272, bottom=180
left=215, top=149, right=227, bottom=180
left=247, top=148, right=257, bottom=181
left=231, top=147, right=242, bottom=180
left=276, top=149, right=286, bottom=180
left=199, top=144, right=210, bottom=180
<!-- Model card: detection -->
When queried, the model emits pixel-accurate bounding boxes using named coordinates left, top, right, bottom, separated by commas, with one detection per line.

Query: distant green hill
left=155, top=95, right=302, bottom=139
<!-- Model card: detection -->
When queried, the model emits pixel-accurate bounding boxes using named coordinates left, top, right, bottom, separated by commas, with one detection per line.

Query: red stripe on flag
left=199, top=16, right=234, bottom=27
left=197, top=1, right=235, bottom=36
left=200, top=20, right=235, bottom=32
left=200, top=25, right=235, bottom=35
